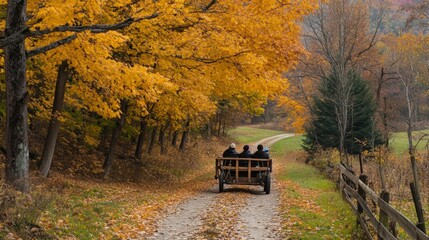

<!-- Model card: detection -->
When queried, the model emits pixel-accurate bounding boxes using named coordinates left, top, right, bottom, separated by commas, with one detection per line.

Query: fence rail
left=339, top=164, right=429, bottom=240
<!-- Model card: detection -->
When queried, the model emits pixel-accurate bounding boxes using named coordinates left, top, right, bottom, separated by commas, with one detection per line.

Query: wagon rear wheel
left=219, top=171, right=224, bottom=193
left=264, top=172, right=271, bottom=194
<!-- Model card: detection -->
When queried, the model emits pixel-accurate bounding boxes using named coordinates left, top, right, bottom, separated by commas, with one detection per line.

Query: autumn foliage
left=0, top=1, right=318, bottom=184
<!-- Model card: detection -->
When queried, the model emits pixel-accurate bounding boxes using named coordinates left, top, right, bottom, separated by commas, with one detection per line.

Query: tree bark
left=217, top=115, right=221, bottom=136
left=147, top=126, right=158, bottom=155
left=410, top=182, right=426, bottom=233
left=159, top=122, right=171, bottom=154
left=39, top=61, right=71, bottom=177
left=172, top=130, right=179, bottom=147
left=103, top=100, right=128, bottom=178
left=159, top=125, right=167, bottom=154
left=179, top=120, right=190, bottom=151
left=5, top=0, right=30, bottom=192
left=135, top=120, right=147, bottom=160
left=402, top=75, right=426, bottom=233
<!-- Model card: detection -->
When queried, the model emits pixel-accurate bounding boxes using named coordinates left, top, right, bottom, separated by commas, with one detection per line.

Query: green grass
left=270, top=138, right=358, bottom=239
left=270, top=135, right=303, bottom=156
left=282, top=162, right=333, bottom=190
left=45, top=188, right=123, bottom=239
left=227, top=126, right=285, bottom=144
left=390, top=129, right=429, bottom=155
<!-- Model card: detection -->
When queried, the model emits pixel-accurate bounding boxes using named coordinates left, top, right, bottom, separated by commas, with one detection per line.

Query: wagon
left=215, top=157, right=272, bottom=194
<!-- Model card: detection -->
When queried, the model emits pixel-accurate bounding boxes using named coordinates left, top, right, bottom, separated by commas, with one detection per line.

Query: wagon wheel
left=219, top=171, right=225, bottom=193
left=264, top=172, right=271, bottom=194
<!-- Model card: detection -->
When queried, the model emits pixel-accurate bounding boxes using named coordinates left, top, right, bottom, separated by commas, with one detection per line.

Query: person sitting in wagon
left=223, top=143, right=239, bottom=177
left=223, top=143, right=239, bottom=157
left=238, top=145, right=252, bottom=165
left=252, top=144, right=269, bottom=167
left=263, top=147, right=270, bottom=159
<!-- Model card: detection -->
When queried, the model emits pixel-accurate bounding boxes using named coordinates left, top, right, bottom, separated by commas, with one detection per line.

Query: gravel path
left=147, top=133, right=294, bottom=240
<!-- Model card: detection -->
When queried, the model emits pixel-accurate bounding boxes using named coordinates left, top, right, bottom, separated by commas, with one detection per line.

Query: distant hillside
left=375, top=0, right=429, bottom=34
left=389, top=0, right=414, bottom=6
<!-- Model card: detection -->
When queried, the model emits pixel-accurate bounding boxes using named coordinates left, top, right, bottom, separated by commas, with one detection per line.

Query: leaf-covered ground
left=1, top=128, right=359, bottom=239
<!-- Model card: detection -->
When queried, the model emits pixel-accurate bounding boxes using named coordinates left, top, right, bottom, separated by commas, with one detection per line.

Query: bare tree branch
left=0, top=12, right=159, bottom=48
left=0, top=26, right=30, bottom=47
left=357, top=8, right=385, bottom=57
left=26, top=34, right=77, bottom=58
left=203, top=0, right=217, bottom=12
left=31, top=12, right=158, bottom=36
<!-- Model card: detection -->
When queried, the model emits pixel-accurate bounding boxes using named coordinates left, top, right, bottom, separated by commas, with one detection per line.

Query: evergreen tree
left=303, top=71, right=383, bottom=155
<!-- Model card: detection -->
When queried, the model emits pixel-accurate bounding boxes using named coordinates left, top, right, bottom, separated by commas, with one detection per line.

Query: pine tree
left=303, top=71, right=383, bottom=155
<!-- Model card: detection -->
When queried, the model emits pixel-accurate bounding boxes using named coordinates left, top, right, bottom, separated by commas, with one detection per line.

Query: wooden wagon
left=215, top=157, right=272, bottom=194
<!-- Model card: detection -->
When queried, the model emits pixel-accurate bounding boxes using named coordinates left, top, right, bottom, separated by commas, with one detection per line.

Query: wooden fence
left=339, top=164, right=429, bottom=240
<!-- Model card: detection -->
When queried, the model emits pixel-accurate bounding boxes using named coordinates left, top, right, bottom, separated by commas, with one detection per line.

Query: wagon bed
left=215, top=157, right=272, bottom=194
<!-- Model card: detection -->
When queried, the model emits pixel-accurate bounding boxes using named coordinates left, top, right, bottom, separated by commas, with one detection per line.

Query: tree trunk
left=205, top=123, right=210, bottom=138
left=222, top=117, right=226, bottom=135
left=103, top=100, right=128, bottom=178
left=135, top=120, right=147, bottom=160
left=378, top=97, right=389, bottom=191
left=404, top=81, right=425, bottom=233
left=172, top=130, right=179, bottom=147
left=159, top=125, right=167, bottom=154
left=147, top=126, right=158, bottom=155
left=410, top=182, right=426, bottom=233
left=5, top=0, right=30, bottom=192
left=217, top=115, right=222, bottom=136
left=39, top=61, right=71, bottom=177
left=159, top=122, right=171, bottom=154
left=179, top=120, right=190, bottom=151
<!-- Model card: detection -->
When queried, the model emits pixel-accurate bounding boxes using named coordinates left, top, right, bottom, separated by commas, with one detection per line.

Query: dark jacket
left=252, top=150, right=269, bottom=159
left=238, top=150, right=252, bottom=167
left=251, top=150, right=269, bottom=167
left=223, top=148, right=239, bottom=157
left=238, top=150, right=252, bottom=158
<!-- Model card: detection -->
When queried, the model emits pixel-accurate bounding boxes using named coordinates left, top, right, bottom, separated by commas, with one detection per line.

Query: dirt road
left=147, top=133, right=294, bottom=240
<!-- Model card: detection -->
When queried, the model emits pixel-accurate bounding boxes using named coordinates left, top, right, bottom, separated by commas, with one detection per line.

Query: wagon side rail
left=215, top=157, right=272, bottom=179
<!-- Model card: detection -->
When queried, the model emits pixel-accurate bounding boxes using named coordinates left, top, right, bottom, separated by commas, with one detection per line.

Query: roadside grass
left=227, top=126, right=285, bottom=144
left=270, top=136, right=358, bottom=239
left=36, top=173, right=215, bottom=239
left=43, top=188, right=123, bottom=239
left=269, top=135, right=303, bottom=155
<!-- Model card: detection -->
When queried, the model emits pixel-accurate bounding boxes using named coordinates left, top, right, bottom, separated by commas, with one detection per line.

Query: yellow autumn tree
left=125, top=0, right=318, bottom=133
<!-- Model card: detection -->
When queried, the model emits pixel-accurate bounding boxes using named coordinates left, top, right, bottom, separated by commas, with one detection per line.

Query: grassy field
left=390, top=129, right=429, bottom=154
left=227, top=126, right=285, bottom=143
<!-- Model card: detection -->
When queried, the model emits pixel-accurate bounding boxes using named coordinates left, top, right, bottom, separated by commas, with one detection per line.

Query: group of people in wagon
left=223, top=143, right=270, bottom=159
left=222, top=143, right=270, bottom=177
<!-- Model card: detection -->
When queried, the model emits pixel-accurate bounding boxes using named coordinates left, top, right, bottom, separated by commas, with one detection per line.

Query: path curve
left=147, top=133, right=294, bottom=240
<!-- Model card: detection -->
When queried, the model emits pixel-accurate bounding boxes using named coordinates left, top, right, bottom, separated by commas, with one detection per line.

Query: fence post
left=357, top=175, right=368, bottom=215
left=389, top=221, right=397, bottom=238
left=378, top=191, right=389, bottom=240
